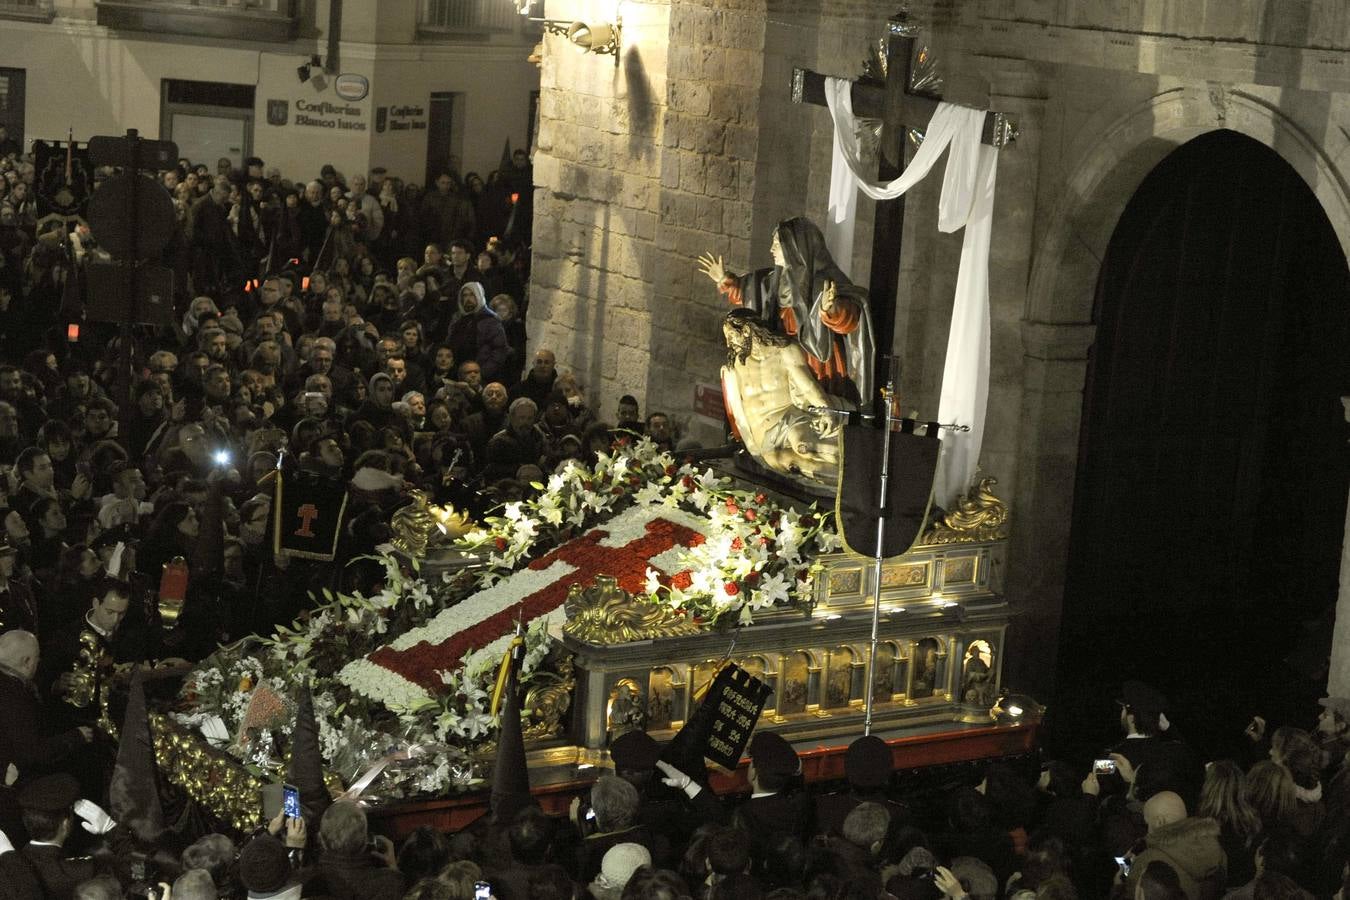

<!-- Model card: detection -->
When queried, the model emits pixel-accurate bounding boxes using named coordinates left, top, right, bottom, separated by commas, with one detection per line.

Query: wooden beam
left=791, top=67, right=1019, bottom=148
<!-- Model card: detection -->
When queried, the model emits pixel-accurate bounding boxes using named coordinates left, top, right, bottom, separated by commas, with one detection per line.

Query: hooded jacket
left=1124, top=816, right=1226, bottom=900
left=448, top=282, right=508, bottom=382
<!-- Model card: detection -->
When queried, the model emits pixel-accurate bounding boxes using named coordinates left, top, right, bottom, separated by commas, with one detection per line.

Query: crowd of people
left=3, top=145, right=1350, bottom=900
left=6, top=658, right=1350, bottom=900
left=0, top=142, right=687, bottom=641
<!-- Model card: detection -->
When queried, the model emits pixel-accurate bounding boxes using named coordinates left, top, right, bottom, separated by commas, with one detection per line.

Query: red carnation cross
left=368, top=516, right=705, bottom=692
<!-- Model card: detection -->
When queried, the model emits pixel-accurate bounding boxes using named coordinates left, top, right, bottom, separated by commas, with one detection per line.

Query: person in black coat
left=814, top=734, right=909, bottom=838
left=447, top=283, right=508, bottom=385
left=654, top=731, right=814, bottom=860
left=16, top=774, right=122, bottom=900
left=0, top=631, right=91, bottom=842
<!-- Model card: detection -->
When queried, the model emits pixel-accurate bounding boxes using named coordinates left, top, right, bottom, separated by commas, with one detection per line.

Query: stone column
left=1326, top=396, right=1350, bottom=697
left=1002, top=320, right=1096, bottom=698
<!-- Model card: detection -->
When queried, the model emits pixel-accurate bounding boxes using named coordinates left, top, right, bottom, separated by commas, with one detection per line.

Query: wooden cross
left=791, top=11, right=1017, bottom=395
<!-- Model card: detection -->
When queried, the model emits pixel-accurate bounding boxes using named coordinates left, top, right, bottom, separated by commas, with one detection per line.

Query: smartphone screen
left=1093, top=758, right=1117, bottom=775
left=474, top=881, right=491, bottom=900
left=283, top=784, right=301, bottom=818
left=1115, top=855, right=1131, bottom=876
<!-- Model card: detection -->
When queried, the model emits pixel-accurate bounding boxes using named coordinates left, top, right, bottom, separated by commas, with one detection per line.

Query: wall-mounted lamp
left=538, top=17, right=622, bottom=65
left=296, top=54, right=322, bottom=84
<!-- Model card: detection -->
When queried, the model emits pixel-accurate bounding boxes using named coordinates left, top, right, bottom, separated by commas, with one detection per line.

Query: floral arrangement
left=173, top=438, right=838, bottom=799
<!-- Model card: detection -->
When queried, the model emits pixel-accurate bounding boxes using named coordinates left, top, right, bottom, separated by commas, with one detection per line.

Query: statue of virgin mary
left=699, top=216, right=876, bottom=407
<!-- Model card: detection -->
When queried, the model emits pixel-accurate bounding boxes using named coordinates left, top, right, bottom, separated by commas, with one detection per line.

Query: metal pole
left=863, top=368, right=898, bottom=736
left=118, top=129, right=142, bottom=453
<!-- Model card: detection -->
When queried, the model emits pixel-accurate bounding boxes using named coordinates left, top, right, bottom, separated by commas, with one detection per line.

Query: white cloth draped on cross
left=823, top=77, right=999, bottom=509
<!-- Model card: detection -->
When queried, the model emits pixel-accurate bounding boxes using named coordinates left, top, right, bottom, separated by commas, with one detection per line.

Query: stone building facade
left=529, top=0, right=1350, bottom=695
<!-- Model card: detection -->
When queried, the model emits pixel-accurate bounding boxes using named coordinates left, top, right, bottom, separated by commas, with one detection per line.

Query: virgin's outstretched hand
left=696, top=252, right=726, bottom=284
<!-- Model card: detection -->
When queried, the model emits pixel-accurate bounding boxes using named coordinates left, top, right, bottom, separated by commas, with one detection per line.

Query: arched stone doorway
left=1006, top=88, right=1350, bottom=754
left=1055, top=129, right=1349, bottom=757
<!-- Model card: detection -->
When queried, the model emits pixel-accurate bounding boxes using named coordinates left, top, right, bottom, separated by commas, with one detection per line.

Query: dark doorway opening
left=0, top=68, right=25, bottom=153
left=1051, top=129, right=1350, bottom=763
left=425, top=92, right=461, bottom=188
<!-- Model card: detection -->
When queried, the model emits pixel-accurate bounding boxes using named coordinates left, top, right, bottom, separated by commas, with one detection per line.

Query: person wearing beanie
left=815, top=734, right=907, bottom=837
left=239, top=834, right=300, bottom=900
left=587, top=842, right=650, bottom=900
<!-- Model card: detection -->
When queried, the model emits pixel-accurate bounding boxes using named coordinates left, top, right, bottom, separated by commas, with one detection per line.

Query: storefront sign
left=375, top=104, right=428, bottom=134
left=293, top=99, right=367, bottom=131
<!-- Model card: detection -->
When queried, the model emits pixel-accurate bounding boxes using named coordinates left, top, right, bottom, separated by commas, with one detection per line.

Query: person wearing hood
left=345, top=372, right=409, bottom=444
left=448, top=282, right=508, bottom=385
left=1120, top=791, right=1226, bottom=899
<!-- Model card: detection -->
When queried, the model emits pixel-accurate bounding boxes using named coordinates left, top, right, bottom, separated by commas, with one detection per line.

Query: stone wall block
left=708, top=84, right=747, bottom=124
left=723, top=124, right=758, bottom=160
left=670, top=45, right=702, bottom=79
left=722, top=199, right=753, bottom=239
left=695, top=196, right=725, bottom=232
left=679, top=151, right=708, bottom=194
left=736, top=161, right=757, bottom=200
left=679, top=118, right=726, bottom=154
left=604, top=306, right=652, bottom=348
left=660, top=151, right=681, bottom=189
left=718, top=12, right=765, bottom=51
left=670, top=81, right=712, bottom=116
left=722, top=50, right=763, bottom=87
left=705, top=157, right=738, bottom=194
left=699, top=47, right=727, bottom=83
left=616, top=346, right=653, bottom=391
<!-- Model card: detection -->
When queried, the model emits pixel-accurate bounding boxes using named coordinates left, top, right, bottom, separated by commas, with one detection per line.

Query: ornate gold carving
left=605, top=677, right=646, bottom=737
left=63, top=629, right=105, bottom=709
left=390, top=490, right=476, bottom=558
left=151, top=712, right=264, bottom=833
left=829, top=570, right=862, bottom=595
left=942, top=556, right=977, bottom=585
left=563, top=577, right=703, bottom=644
left=523, top=654, right=575, bottom=740
left=922, top=478, right=1009, bottom=544
left=881, top=563, right=928, bottom=588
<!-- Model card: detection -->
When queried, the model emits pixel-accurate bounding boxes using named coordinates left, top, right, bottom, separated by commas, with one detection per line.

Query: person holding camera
left=306, top=800, right=404, bottom=900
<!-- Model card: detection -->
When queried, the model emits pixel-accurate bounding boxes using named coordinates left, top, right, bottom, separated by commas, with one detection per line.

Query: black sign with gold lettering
left=697, top=663, right=773, bottom=770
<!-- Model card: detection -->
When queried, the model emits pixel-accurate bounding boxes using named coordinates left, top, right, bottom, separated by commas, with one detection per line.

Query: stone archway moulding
left=1027, top=84, right=1350, bottom=326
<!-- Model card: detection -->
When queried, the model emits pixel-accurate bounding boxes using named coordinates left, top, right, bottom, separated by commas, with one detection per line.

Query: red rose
left=745, top=571, right=760, bottom=585
left=629, top=475, right=641, bottom=486
left=796, top=568, right=809, bottom=581
left=612, top=486, right=625, bottom=495
left=682, top=476, right=695, bottom=489
left=801, top=515, right=816, bottom=526
left=754, top=493, right=767, bottom=504
left=744, top=509, right=757, bottom=522
left=724, top=582, right=740, bottom=596
left=494, top=537, right=508, bottom=551
left=726, top=498, right=739, bottom=513
left=583, top=480, right=594, bottom=490
left=671, top=572, right=692, bottom=589
left=730, top=537, right=744, bottom=551
left=665, top=465, right=678, bottom=476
